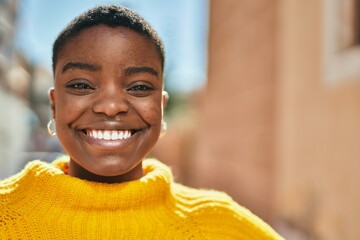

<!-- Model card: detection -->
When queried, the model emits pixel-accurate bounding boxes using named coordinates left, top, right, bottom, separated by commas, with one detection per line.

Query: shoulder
left=172, top=183, right=283, bottom=240
left=0, top=160, right=59, bottom=202
left=0, top=161, right=39, bottom=200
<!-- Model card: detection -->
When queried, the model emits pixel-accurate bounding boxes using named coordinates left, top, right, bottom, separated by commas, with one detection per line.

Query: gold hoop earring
left=160, top=120, right=167, bottom=138
left=47, top=119, right=56, bottom=136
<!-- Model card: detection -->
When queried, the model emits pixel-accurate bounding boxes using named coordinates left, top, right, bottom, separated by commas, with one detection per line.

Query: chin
left=79, top=155, right=144, bottom=181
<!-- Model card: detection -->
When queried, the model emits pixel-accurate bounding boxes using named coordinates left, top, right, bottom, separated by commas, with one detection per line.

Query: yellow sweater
left=0, top=158, right=283, bottom=239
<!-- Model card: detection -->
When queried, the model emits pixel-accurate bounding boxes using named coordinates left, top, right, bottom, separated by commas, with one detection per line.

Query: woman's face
left=50, top=25, right=166, bottom=182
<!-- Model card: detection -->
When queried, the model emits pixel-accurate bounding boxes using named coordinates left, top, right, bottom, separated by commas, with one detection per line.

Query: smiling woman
left=0, top=5, right=283, bottom=240
left=50, top=24, right=164, bottom=183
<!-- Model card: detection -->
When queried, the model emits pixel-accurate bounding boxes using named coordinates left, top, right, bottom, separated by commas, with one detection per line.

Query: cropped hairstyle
left=52, top=5, right=165, bottom=75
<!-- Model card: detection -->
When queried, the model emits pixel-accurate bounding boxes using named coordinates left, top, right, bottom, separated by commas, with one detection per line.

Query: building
left=191, top=1, right=360, bottom=239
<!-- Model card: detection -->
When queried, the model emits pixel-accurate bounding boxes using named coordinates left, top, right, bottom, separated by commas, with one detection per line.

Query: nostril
left=92, top=96, right=130, bottom=116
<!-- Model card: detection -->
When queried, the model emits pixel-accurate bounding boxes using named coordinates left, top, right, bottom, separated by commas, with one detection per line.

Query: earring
left=160, top=120, right=167, bottom=138
left=47, top=119, right=56, bottom=136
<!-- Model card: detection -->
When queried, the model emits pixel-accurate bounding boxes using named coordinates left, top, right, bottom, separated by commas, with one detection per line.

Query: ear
left=162, top=91, right=169, bottom=110
left=48, top=87, right=56, bottom=118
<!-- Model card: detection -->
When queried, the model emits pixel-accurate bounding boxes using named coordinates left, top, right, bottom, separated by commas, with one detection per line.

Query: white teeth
left=119, top=131, right=124, bottom=139
left=104, top=131, right=111, bottom=140
left=86, top=129, right=133, bottom=140
left=97, top=131, right=103, bottom=139
left=111, top=131, right=118, bottom=140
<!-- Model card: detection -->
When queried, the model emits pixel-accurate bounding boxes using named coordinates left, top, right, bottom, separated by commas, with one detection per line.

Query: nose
left=92, top=88, right=130, bottom=117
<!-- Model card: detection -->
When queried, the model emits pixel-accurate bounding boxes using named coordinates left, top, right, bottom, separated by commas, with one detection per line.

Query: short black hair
left=52, top=5, right=165, bottom=75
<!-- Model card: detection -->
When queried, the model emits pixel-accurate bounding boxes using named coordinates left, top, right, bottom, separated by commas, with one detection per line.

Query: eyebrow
left=62, top=62, right=102, bottom=73
left=124, top=66, right=159, bottom=77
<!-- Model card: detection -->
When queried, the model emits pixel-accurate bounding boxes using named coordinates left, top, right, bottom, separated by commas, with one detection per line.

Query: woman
left=0, top=5, right=283, bottom=239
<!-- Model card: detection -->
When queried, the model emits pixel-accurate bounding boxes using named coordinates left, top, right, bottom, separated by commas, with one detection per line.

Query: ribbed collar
left=4, top=157, right=174, bottom=211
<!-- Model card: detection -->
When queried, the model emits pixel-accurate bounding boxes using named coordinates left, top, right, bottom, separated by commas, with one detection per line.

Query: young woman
left=0, top=5, right=283, bottom=239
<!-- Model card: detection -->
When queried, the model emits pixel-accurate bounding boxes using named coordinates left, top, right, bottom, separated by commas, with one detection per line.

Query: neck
left=68, top=159, right=143, bottom=183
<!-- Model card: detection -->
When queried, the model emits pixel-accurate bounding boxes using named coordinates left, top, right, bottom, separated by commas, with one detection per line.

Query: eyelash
left=66, top=82, right=93, bottom=89
left=65, top=82, right=154, bottom=96
left=127, top=84, right=154, bottom=97
left=129, top=85, right=153, bottom=91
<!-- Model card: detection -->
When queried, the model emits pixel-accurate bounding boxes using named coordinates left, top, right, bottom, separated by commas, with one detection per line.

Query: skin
left=49, top=25, right=168, bottom=183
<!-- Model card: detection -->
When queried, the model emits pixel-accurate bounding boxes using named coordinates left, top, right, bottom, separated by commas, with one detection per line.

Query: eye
left=131, top=85, right=152, bottom=91
left=65, top=80, right=95, bottom=95
left=127, top=83, right=154, bottom=97
left=67, top=82, right=92, bottom=89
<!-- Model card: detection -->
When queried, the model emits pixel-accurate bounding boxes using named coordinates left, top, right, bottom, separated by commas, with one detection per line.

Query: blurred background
left=1, top=0, right=360, bottom=239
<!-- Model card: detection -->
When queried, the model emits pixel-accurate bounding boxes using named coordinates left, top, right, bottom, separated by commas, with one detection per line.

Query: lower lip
left=78, top=130, right=141, bottom=149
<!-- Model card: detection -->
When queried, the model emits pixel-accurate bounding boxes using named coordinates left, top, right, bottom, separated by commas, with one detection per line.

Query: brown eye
left=65, top=80, right=95, bottom=95
left=66, top=83, right=93, bottom=90
left=127, top=84, right=154, bottom=97
left=131, top=85, right=152, bottom=91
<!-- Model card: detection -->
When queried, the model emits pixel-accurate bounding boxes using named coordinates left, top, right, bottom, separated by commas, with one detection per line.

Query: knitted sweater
left=0, top=157, right=283, bottom=239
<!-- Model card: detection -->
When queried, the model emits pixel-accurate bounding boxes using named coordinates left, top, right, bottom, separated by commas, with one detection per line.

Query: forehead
left=55, top=25, right=162, bottom=73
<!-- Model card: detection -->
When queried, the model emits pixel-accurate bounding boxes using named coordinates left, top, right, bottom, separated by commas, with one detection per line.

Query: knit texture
left=0, top=157, right=283, bottom=239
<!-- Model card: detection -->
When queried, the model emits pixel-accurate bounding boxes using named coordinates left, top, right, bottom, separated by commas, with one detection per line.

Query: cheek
left=55, top=93, right=89, bottom=125
left=133, top=98, right=163, bottom=124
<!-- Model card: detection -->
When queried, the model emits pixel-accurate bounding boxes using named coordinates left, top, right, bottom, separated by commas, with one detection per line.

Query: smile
left=85, top=129, right=135, bottom=141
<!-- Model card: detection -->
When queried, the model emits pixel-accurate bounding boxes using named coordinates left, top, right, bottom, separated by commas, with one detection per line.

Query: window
left=324, top=0, right=360, bottom=83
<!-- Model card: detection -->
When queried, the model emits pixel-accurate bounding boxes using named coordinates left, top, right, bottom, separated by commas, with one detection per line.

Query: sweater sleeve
left=173, top=184, right=284, bottom=240
left=196, top=200, right=283, bottom=240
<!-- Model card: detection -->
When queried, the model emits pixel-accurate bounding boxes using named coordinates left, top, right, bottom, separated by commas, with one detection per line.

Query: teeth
left=98, top=131, right=103, bottom=139
left=86, top=129, right=133, bottom=140
left=119, top=131, right=124, bottom=139
left=104, top=131, right=111, bottom=140
left=111, top=131, right=118, bottom=140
